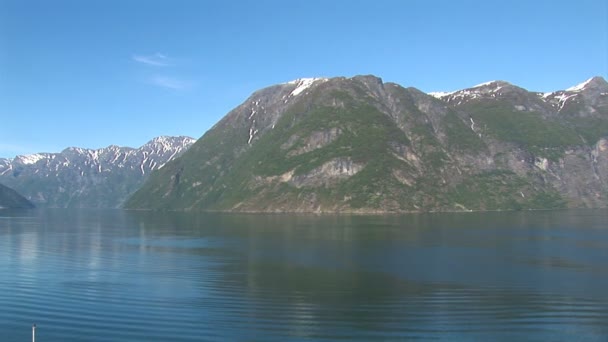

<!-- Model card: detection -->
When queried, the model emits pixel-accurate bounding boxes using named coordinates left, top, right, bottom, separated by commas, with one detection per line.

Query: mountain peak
left=566, top=76, right=608, bottom=92
left=471, top=80, right=512, bottom=88
left=430, top=80, right=520, bottom=103
left=0, top=136, right=196, bottom=208
left=428, top=91, right=454, bottom=99
left=351, top=74, right=383, bottom=83
left=14, top=153, right=46, bottom=165
left=146, top=135, right=195, bottom=145
left=285, top=78, right=328, bottom=97
left=286, top=77, right=327, bottom=85
left=140, top=136, right=196, bottom=155
left=428, top=80, right=517, bottom=98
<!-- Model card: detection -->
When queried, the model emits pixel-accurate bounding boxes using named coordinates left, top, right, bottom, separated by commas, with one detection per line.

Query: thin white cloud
left=149, top=76, right=193, bottom=90
left=132, top=53, right=195, bottom=90
left=132, top=52, right=173, bottom=67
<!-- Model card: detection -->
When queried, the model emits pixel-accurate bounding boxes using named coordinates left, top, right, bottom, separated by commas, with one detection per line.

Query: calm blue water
left=1, top=209, right=607, bottom=341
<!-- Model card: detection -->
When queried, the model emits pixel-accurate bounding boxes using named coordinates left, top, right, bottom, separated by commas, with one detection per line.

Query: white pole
left=32, top=324, right=36, bottom=342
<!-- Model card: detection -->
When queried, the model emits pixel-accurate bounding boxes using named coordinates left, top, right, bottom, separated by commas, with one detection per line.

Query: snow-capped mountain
left=539, top=77, right=608, bottom=116
left=429, top=77, right=608, bottom=116
left=126, top=75, right=608, bottom=212
left=429, top=80, right=522, bottom=103
left=0, top=136, right=196, bottom=208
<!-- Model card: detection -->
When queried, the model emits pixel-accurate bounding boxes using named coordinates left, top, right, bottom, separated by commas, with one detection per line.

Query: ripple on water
left=1, top=209, right=607, bottom=341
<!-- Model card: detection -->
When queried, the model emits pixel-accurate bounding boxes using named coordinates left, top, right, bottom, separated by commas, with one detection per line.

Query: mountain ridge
left=121, top=75, right=606, bottom=212
left=0, top=136, right=196, bottom=208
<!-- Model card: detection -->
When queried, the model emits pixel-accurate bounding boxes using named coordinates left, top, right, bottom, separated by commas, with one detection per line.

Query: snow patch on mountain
left=567, top=77, right=596, bottom=92
left=287, top=78, right=328, bottom=97
left=429, top=81, right=512, bottom=104
left=541, top=92, right=554, bottom=98
left=428, top=91, right=455, bottom=99
left=554, top=93, right=579, bottom=110
left=15, top=153, right=46, bottom=165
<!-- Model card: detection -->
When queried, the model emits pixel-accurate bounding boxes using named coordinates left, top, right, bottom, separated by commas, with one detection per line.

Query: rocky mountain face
left=0, top=136, right=195, bottom=208
left=126, top=76, right=608, bottom=213
left=0, top=183, right=34, bottom=209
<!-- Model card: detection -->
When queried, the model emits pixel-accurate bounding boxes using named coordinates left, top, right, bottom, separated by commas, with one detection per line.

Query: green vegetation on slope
left=442, top=111, right=487, bottom=153
left=569, top=118, right=608, bottom=144
left=126, top=76, right=606, bottom=213
left=205, top=92, right=415, bottom=211
left=465, top=101, right=582, bottom=160
left=447, top=170, right=566, bottom=211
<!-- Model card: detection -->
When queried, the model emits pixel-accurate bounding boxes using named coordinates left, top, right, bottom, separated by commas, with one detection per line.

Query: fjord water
left=1, top=209, right=607, bottom=341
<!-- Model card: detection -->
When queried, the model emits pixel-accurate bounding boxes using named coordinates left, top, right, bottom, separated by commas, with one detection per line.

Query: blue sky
left=1, top=0, right=606, bottom=158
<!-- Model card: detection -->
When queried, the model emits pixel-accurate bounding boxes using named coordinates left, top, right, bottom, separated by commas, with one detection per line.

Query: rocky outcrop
left=289, top=157, right=364, bottom=188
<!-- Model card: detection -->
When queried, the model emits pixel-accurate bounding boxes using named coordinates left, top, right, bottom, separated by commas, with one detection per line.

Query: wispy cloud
left=149, top=76, right=193, bottom=90
left=132, top=53, right=195, bottom=90
left=132, top=52, right=173, bottom=67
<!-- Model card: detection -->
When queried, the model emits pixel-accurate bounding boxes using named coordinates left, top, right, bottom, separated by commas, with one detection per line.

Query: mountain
left=126, top=76, right=608, bottom=213
left=0, top=136, right=196, bottom=208
left=0, top=183, right=34, bottom=209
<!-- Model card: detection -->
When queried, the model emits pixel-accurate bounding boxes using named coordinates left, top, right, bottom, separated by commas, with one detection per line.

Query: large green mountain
left=126, top=76, right=608, bottom=213
left=0, top=183, right=34, bottom=209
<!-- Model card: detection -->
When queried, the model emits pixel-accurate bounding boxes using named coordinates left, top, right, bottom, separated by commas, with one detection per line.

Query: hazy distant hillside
left=0, top=183, right=34, bottom=209
left=126, top=76, right=608, bottom=213
left=0, top=136, right=195, bottom=208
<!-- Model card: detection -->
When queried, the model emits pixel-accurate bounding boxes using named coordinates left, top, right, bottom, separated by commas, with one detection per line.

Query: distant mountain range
left=126, top=76, right=608, bottom=213
left=0, top=183, right=34, bottom=209
left=0, top=136, right=195, bottom=208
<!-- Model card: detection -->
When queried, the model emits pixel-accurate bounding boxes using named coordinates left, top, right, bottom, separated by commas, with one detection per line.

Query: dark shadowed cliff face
left=126, top=76, right=608, bottom=213
left=0, top=136, right=195, bottom=208
left=0, top=183, right=34, bottom=209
